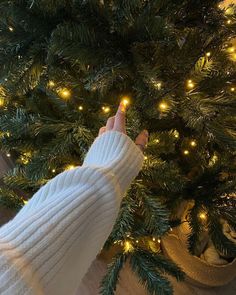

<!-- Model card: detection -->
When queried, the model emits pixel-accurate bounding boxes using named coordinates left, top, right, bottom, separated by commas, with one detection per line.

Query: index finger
left=113, top=101, right=126, bottom=133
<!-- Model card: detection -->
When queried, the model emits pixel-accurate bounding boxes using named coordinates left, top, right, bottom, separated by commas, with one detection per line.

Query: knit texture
left=0, top=130, right=144, bottom=295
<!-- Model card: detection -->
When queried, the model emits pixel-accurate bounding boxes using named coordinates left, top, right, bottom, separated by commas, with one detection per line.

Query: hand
left=98, top=102, right=149, bottom=152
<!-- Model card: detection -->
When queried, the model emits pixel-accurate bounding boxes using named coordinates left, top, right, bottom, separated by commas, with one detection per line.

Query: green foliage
left=0, top=0, right=235, bottom=294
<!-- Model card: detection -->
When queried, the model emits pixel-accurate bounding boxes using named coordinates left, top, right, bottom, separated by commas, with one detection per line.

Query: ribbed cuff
left=82, top=131, right=144, bottom=195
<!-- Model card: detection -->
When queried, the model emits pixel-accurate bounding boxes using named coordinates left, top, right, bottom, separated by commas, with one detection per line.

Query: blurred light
left=66, top=165, right=75, bottom=170
left=231, top=87, right=235, bottom=92
left=159, top=102, right=168, bottom=111
left=184, top=150, right=189, bottom=155
left=8, top=26, right=14, bottom=32
left=6, top=153, right=11, bottom=157
left=78, top=105, right=83, bottom=111
left=0, top=98, right=4, bottom=106
left=124, top=240, right=134, bottom=252
left=59, top=88, right=71, bottom=99
left=155, top=139, right=160, bottom=143
left=158, top=239, right=161, bottom=244
left=206, top=52, right=211, bottom=57
left=23, top=200, right=28, bottom=205
left=227, top=20, right=232, bottom=24
left=199, top=212, right=207, bottom=220
left=144, top=156, right=148, bottom=160
left=102, top=106, right=110, bottom=113
left=228, top=47, right=235, bottom=53
left=190, top=140, right=197, bottom=147
left=52, top=169, right=56, bottom=173
left=152, top=237, right=156, bottom=241
left=187, top=79, right=195, bottom=89
left=48, top=81, right=55, bottom=87
left=135, top=240, right=139, bottom=243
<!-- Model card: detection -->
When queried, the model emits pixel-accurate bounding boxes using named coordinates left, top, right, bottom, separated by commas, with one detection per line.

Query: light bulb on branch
left=58, top=88, right=71, bottom=100
left=8, top=26, right=14, bottom=32
left=102, top=106, right=110, bottom=113
left=78, top=105, right=83, bottom=111
left=48, top=81, right=55, bottom=87
left=190, top=140, right=197, bottom=147
left=124, top=240, right=134, bottom=252
left=65, top=165, right=75, bottom=170
left=187, top=79, right=195, bottom=89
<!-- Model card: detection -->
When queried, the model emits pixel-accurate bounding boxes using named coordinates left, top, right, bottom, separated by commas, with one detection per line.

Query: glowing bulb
left=124, top=240, right=134, bottom=252
left=187, top=80, right=195, bottom=89
left=158, top=239, right=161, bottom=244
left=190, top=140, right=197, bottom=147
left=23, top=200, right=28, bottom=205
left=184, top=150, right=189, bottom=155
left=206, top=52, right=211, bottom=57
left=228, top=47, right=235, bottom=53
left=152, top=237, right=156, bottom=241
left=52, top=169, right=56, bottom=173
left=136, top=240, right=139, bottom=243
left=227, top=20, right=232, bottom=24
left=170, top=228, right=173, bottom=232
left=144, top=156, right=148, bottom=160
left=8, top=26, right=14, bottom=32
left=0, top=98, right=4, bottom=106
left=59, top=88, right=71, bottom=99
left=102, top=106, right=110, bottom=113
left=173, top=130, right=179, bottom=138
left=154, top=82, right=162, bottom=90
left=231, top=87, right=235, bottom=92
left=78, top=105, right=83, bottom=111
left=155, top=139, right=160, bottom=143
left=159, top=102, right=168, bottom=111
left=199, top=212, right=207, bottom=220
left=6, top=153, right=11, bottom=157
left=48, top=80, right=55, bottom=87
left=66, top=165, right=75, bottom=170
left=121, top=96, right=130, bottom=106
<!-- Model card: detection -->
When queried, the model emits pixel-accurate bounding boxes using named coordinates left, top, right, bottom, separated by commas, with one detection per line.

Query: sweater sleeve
left=0, top=130, right=144, bottom=295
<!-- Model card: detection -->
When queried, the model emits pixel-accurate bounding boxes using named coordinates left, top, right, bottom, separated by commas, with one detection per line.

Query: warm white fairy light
left=152, top=237, right=156, bottom=241
left=155, top=139, right=160, bottom=143
left=227, top=19, right=232, bottom=25
left=157, top=238, right=161, bottom=244
left=6, top=153, right=11, bottom=157
left=187, top=79, right=195, bottom=89
left=144, top=156, right=148, bottom=160
left=124, top=240, right=134, bottom=252
left=78, top=105, right=83, bottom=111
left=8, top=26, right=14, bottom=32
left=184, top=150, right=189, bottom=155
left=102, top=106, right=110, bottom=113
left=190, top=140, right=197, bottom=147
left=158, top=101, right=168, bottom=111
left=199, top=212, right=207, bottom=220
left=231, top=87, right=235, bottom=92
left=206, top=52, right=211, bottom=57
left=59, top=88, right=71, bottom=99
left=65, top=165, right=75, bottom=170
left=136, top=240, right=139, bottom=243
left=23, top=199, right=28, bottom=205
left=52, top=169, right=56, bottom=173
left=48, top=80, right=55, bottom=87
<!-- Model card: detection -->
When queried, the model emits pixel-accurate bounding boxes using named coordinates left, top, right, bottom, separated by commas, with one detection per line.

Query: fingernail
left=119, top=102, right=126, bottom=113
left=143, top=129, right=149, bottom=136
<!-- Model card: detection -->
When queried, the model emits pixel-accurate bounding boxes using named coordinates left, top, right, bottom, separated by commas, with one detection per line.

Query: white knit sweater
left=0, top=130, right=144, bottom=295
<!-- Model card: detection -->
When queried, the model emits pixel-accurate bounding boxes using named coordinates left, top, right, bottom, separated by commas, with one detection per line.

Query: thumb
left=135, top=130, right=149, bottom=152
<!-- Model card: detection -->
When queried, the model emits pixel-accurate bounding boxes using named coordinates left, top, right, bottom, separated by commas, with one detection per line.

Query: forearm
left=0, top=166, right=121, bottom=295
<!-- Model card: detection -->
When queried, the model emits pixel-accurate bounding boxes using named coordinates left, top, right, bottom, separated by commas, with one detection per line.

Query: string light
left=158, top=101, right=168, bottom=111
left=144, top=156, right=148, bottom=160
left=124, top=240, right=134, bottom=252
left=206, top=52, right=211, bottom=57
left=153, top=81, right=162, bottom=90
left=227, top=20, right=232, bottom=25
left=183, top=150, right=189, bottom=155
left=190, top=140, right=197, bottom=147
left=199, top=212, right=207, bottom=220
left=59, top=88, right=71, bottom=99
left=228, top=47, right=235, bottom=53
left=231, top=87, right=235, bottom=92
left=152, top=237, right=156, bottom=241
left=48, top=81, right=55, bottom=87
left=8, top=26, right=14, bottom=32
left=158, top=238, right=161, bottom=244
left=121, top=96, right=130, bottom=106
left=52, top=169, right=56, bottom=173
left=135, top=240, right=139, bottom=243
left=78, top=105, right=83, bottom=111
left=187, top=79, right=195, bottom=89
left=23, top=200, right=28, bottom=205
left=6, top=153, right=11, bottom=157
left=155, top=139, right=160, bottom=143
left=102, top=106, right=110, bottom=113
left=170, top=228, right=173, bottom=232
left=173, top=130, right=179, bottom=138
left=65, top=165, right=75, bottom=170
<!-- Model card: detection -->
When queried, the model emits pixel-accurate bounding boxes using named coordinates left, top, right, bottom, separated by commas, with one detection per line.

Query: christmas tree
left=0, top=0, right=235, bottom=294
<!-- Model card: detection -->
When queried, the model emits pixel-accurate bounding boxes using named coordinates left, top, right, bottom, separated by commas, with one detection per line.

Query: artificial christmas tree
left=0, top=0, right=235, bottom=294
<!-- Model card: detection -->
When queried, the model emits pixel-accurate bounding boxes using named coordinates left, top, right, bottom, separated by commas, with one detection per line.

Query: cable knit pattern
left=0, top=130, right=144, bottom=295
